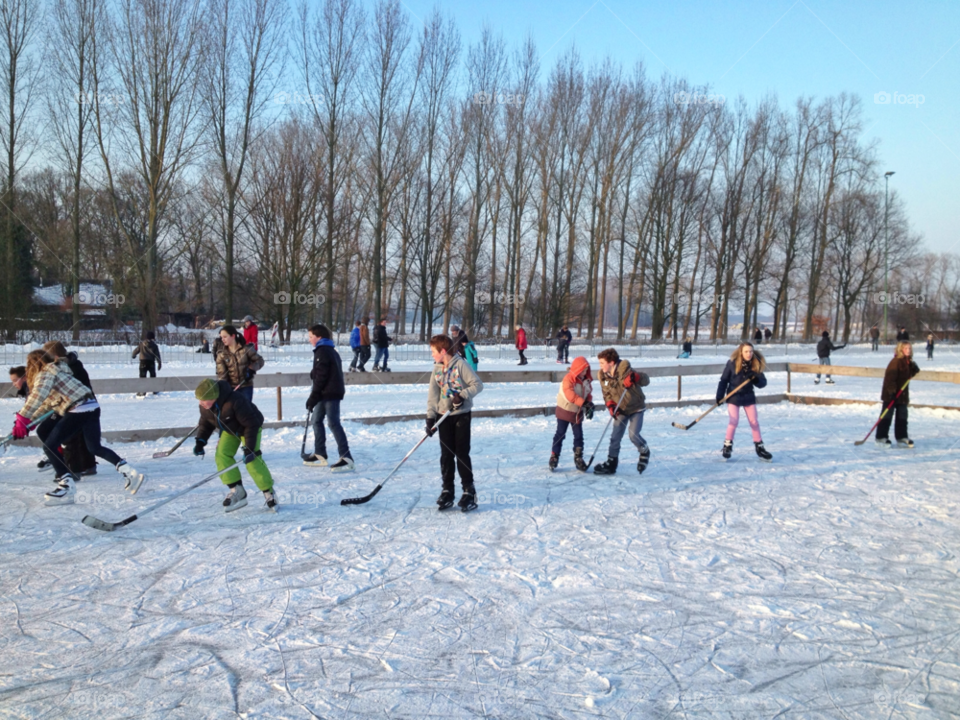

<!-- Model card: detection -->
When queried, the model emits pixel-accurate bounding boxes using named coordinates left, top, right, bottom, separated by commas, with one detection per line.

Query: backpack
left=464, top=341, right=479, bottom=371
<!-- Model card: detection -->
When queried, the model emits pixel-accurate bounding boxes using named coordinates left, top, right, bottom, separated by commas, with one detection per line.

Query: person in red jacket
left=516, top=323, right=528, bottom=365
left=242, top=315, right=259, bottom=350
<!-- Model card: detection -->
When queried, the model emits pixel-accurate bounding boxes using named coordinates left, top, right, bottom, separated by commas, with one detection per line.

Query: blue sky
left=398, top=0, right=960, bottom=254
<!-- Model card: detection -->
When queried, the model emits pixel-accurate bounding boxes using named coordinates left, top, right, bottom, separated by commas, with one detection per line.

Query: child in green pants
left=194, top=378, right=277, bottom=512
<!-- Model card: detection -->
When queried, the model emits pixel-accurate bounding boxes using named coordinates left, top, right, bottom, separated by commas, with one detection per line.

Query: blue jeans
left=374, top=347, right=389, bottom=367
left=608, top=409, right=646, bottom=459
left=816, top=357, right=831, bottom=381
left=236, top=385, right=254, bottom=403
left=311, top=399, right=351, bottom=460
left=552, top=418, right=583, bottom=455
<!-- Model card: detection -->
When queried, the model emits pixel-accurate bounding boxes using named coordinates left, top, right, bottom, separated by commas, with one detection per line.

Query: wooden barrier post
left=787, top=367, right=791, bottom=394
left=677, top=374, right=682, bottom=401
left=276, top=373, right=282, bottom=421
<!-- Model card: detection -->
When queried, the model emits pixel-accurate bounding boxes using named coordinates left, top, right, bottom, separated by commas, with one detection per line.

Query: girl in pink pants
left=715, top=343, right=773, bottom=462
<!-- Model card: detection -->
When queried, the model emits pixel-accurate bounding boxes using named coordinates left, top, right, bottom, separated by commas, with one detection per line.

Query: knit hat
left=195, top=378, right=219, bottom=401
left=822, top=331, right=829, bottom=337
left=243, top=315, right=254, bottom=323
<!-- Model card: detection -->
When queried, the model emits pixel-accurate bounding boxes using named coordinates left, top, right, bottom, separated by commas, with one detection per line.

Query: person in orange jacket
left=550, top=356, right=594, bottom=471
left=516, top=323, right=528, bottom=365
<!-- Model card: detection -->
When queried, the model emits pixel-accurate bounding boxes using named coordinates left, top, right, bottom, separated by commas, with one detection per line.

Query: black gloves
left=451, top=392, right=464, bottom=410
left=583, top=400, right=595, bottom=420
left=242, top=447, right=260, bottom=464
left=425, top=416, right=437, bottom=437
left=305, top=399, right=316, bottom=411
left=193, top=438, right=206, bottom=457
left=244, top=369, right=255, bottom=381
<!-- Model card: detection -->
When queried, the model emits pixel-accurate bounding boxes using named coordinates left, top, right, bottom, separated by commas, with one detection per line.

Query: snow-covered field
left=1, top=388, right=959, bottom=717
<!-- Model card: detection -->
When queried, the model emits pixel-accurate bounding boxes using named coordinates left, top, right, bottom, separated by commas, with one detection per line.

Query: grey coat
left=427, top=355, right=483, bottom=418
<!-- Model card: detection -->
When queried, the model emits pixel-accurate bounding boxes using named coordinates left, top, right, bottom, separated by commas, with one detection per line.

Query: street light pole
left=883, top=171, right=895, bottom=343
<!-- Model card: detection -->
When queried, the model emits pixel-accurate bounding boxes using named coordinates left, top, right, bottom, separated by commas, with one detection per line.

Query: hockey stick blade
left=82, top=514, right=137, bottom=532
left=340, top=484, right=383, bottom=506
left=671, top=421, right=691, bottom=430
left=152, top=450, right=173, bottom=459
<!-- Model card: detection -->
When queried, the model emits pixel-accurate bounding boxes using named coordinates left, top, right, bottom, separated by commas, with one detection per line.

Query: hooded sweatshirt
left=556, top=356, right=593, bottom=424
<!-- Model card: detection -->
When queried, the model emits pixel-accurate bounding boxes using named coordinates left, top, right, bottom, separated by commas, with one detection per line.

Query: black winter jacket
left=816, top=337, right=844, bottom=358
left=307, top=340, right=346, bottom=408
left=66, top=352, right=94, bottom=395
left=374, top=325, right=391, bottom=349
left=716, top=359, right=767, bottom=407
left=556, top=329, right=572, bottom=346
left=197, top=380, right=264, bottom=450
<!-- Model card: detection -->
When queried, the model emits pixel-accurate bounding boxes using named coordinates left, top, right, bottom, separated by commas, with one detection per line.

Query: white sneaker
left=223, top=484, right=248, bottom=512
left=303, top=454, right=328, bottom=467
left=45, top=476, right=76, bottom=505
left=330, top=457, right=355, bottom=473
left=117, top=461, right=145, bottom=494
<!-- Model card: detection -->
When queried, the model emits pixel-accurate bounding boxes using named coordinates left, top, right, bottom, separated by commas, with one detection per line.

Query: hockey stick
left=82, top=458, right=246, bottom=531
left=854, top=378, right=912, bottom=446
left=152, top=424, right=200, bottom=459
left=671, top=378, right=753, bottom=431
left=584, top=388, right=629, bottom=471
left=0, top=410, right=56, bottom=457
left=300, top=409, right=313, bottom=460
left=341, top=411, right=452, bottom=506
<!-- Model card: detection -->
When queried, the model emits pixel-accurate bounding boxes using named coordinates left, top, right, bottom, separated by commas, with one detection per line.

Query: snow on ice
left=0, top=353, right=958, bottom=718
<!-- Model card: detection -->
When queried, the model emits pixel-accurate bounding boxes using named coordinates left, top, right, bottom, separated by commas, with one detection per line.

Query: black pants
left=438, top=412, right=473, bottom=490
left=876, top=404, right=908, bottom=441
left=557, top=343, right=569, bottom=361
left=518, top=349, right=527, bottom=364
left=43, top=409, right=123, bottom=478
left=139, top=364, right=156, bottom=379
left=359, top=346, right=371, bottom=370
left=38, top=413, right=95, bottom=472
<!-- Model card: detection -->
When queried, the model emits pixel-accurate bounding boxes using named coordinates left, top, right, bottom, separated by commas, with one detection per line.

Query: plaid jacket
left=20, top=362, right=93, bottom=420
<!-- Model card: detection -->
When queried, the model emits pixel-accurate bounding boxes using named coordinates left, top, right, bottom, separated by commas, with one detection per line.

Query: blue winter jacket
left=349, top=327, right=361, bottom=349
left=716, top=359, right=767, bottom=407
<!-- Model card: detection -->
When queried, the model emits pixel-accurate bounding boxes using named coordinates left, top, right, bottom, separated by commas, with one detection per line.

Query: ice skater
left=194, top=378, right=278, bottom=511
left=132, top=331, right=162, bottom=397
left=593, top=348, right=650, bottom=475
left=426, top=334, right=483, bottom=511
left=303, top=324, right=354, bottom=472
left=11, top=350, right=144, bottom=504
left=216, top=325, right=264, bottom=402
left=716, top=343, right=772, bottom=461
left=875, top=342, right=920, bottom=448
left=815, top=330, right=845, bottom=384
left=549, top=356, right=594, bottom=471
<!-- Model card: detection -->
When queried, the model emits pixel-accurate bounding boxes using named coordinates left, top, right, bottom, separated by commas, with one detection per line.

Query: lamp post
left=883, top=171, right=895, bottom=343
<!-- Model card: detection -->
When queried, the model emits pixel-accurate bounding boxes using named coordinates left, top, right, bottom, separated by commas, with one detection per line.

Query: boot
left=876, top=437, right=892, bottom=448
left=44, top=475, right=77, bottom=505
left=896, top=438, right=914, bottom=448
left=637, top=443, right=651, bottom=474
left=330, top=456, right=355, bottom=473
left=458, top=485, right=478, bottom=512
left=373, top=364, right=380, bottom=372
left=303, top=453, right=328, bottom=466
left=593, top=457, right=618, bottom=475
left=754, top=441, right=772, bottom=462
left=722, top=440, right=733, bottom=459
left=223, top=482, right=248, bottom=512
left=548, top=452, right=559, bottom=471
left=263, top=489, right=278, bottom=511
left=574, top=447, right=588, bottom=472
left=437, top=487, right=455, bottom=511
left=116, top=461, right=145, bottom=494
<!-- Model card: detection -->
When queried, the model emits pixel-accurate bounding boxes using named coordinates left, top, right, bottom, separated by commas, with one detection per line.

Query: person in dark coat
left=869, top=325, right=880, bottom=351
left=875, top=341, right=920, bottom=448
left=556, top=326, right=572, bottom=364
left=373, top=318, right=392, bottom=372
left=679, top=337, right=692, bottom=358
left=753, top=327, right=763, bottom=343
left=303, top=324, right=354, bottom=471
left=194, top=378, right=276, bottom=511
left=896, top=327, right=909, bottom=342
left=815, top=331, right=846, bottom=384
left=132, top=331, right=162, bottom=397
left=716, top=342, right=772, bottom=461
left=925, top=333, right=935, bottom=360
left=450, top=325, right=469, bottom=359
left=764, top=327, right=772, bottom=342
left=197, top=338, right=211, bottom=354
